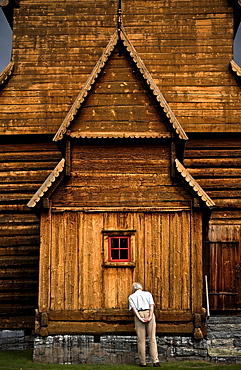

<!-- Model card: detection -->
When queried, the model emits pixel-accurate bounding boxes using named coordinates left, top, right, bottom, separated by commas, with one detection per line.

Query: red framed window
left=108, top=236, right=131, bottom=262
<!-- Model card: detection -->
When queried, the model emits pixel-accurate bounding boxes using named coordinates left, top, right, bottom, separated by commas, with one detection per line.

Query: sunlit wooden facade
left=0, top=0, right=241, bottom=335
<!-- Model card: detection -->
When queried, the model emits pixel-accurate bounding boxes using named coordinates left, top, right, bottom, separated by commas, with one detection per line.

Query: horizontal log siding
left=0, top=139, right=61, bottom=328
left=45, top=210, right=192, bottom=313
left=184, top=138, right=241, bottom=208
left=71, top=49, right=169, bottom=136
left=52, top=141, right=192, bottom=208
left=0, top=0, right=239, bottom=134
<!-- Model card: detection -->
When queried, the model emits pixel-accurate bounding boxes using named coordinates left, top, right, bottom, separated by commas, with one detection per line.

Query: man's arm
left=143, top=303, right=154, bottom=322
left=131, top=306, right=146, bottom=322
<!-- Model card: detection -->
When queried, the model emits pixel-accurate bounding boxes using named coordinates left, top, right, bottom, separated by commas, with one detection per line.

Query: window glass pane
left=111, top=249, right=119, bottom=260
left=120, top=249, right=128, bottom=260
left=120, top=238, right=128, bottom=248
left=111, top=238, right=119, bottom=249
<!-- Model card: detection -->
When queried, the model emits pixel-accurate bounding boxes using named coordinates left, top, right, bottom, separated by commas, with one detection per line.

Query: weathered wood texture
left=70, top=47, right=170, bottom=137
left=35, top=132, right=205, bottom=335
left=37, top=208, right=203, bottom=334
left=51, top=141, right=192, bottom=208
left=203, top=224, right=241, bottom=311
left=185, top=136, right=241, bottom=311
left=0, top=139, right=61, bottom=328
left=0, top=0, right=240, bottom=134
left=184, top=137, right=241, bottom=208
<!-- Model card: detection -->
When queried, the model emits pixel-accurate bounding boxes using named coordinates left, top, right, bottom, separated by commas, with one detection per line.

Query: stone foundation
left=2, top=316, right=241, bottom=364
left=33, top=334, right=209, bottom=364
left=207, top=316, right=241, bottom=363
left=0, top=329, right=34, bottom=351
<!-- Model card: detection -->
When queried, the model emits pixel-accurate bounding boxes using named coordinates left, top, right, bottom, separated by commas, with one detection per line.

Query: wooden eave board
left=67, top=46, right=172, bottom=139
left=53, top=28, right=187, bottom=141
left=230, top=60, right=241, bottom=77
left=0, top=61, right=14, bottom=86
left=27, top=158, right=65, bottom=208
left=175, top=158, right=215, bottom=208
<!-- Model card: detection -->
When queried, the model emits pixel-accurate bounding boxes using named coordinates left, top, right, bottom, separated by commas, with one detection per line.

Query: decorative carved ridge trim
left=230, top=60, right=241, bottom=76
left=53, top=31, right=119, bottom=141
left=54, top=26, right=188, bottom=142
left=175, top=159, right=215, bottom=208
left=0, top=61, right=14, bottom=85
left=27, top=158, right=65, bottom=208
left=120, top=28, right=188, bottom=141
left=68, top=131, right=171, bottom=139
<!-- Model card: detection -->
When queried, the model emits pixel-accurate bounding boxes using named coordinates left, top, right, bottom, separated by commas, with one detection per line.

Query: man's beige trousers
left=134, top=310, right=159, bottom=365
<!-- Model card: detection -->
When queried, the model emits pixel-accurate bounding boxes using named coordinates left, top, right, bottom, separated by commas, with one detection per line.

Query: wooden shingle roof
left=0, top=61, right=14, bottom=86
left=175, top=159, right=215, bottom=208
left=27, top=158, right=65, bottom=208
left=230, top=60, right=241, bottom=77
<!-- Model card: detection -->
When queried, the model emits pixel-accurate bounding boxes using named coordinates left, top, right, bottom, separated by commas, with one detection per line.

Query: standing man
left=128, top=282, right=160, bottom=367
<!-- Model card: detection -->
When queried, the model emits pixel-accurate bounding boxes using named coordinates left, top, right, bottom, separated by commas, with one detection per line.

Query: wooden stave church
left=0, top=0, right=241, bottom=355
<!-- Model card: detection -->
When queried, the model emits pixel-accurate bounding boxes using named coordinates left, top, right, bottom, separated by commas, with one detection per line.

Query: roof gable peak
left=53, top=27, right=188, bottom=142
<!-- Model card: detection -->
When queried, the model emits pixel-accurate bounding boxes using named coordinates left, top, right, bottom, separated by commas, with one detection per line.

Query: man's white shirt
left=128, top=289, right=154, bottom=311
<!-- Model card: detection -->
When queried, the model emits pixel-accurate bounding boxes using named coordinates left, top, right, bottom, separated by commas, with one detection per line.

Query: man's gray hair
left=132, top=282, right=143, bottom=291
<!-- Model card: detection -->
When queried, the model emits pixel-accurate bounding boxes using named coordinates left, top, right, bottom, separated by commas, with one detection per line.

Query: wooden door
left=204, top=241, right=241, bottom=311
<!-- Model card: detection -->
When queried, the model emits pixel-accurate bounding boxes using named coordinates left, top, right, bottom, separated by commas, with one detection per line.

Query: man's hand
left=142, top=316, right=152, bottom=322
left=138, top=316, right=146, bottom=323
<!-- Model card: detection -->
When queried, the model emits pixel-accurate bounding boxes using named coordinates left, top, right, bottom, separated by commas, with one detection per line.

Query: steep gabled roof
left=0, top=61, right=14, bottom=86
left=175, top=159, right=215, bottom=208
left=28, top=157, right=214, bottom=210
left=53, top=28, right=188, bottom=142
left=27, top=158, right=65, bottom=208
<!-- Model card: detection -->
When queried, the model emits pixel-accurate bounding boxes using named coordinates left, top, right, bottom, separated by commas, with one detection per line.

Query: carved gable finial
left=117, top=0, right=122, bottom=30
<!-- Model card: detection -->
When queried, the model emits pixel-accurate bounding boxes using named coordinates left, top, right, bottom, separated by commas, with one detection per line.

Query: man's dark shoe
left=140, top=365, right=146, bottom=367
left=153, top=363, right=160, bottom=367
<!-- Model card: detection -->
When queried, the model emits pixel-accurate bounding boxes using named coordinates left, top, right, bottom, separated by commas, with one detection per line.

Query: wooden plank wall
left=71, top=48, right=170, bottom=137
left=0, top=138, right=61, bottom=328
left=184, top=137, right=241, bottom=209
left=205, top=224, right=240, bottom=310
left=185, top=138, right=241, bottom=311
left=0, top=0, right=239, bottom=135
left=0, top=1, right=117, bottom=135
left=52, top=141, right=192, bottom=208
left=124, top=0, right=239, bottom=133
left=39, top=210, right=192, bottom=314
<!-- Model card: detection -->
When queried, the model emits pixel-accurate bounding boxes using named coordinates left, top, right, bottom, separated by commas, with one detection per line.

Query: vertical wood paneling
left=64, top=212, right=79, bottom=310
left=78, top=212, right=84, bottom=309
left=161, top=213, right=170, bottom=310
left=144, top=213, right=152, bottom=291
left=80, top=213, right=103, bottom=309
left=88, top=213, right=103, bottom=308
left=51, top=213, right=65, bottom=310
left=47, top=210, right=194, bottom=313
left=181, top=211, right=191, bottom=309
left=39, top=211, right=51, bottom=312
left=133, top=213, right=145, bottom=287
left=191, top=210, right=203, bottom=313
left=151, top=213, right=162, bottom=307
left=170, top=212, right=180, bottom=309
left=207, top=224, right=240, bottom=310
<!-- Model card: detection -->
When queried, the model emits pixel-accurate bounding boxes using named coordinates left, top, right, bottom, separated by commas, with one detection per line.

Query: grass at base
left=0, top=351, right=241, bottom=370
